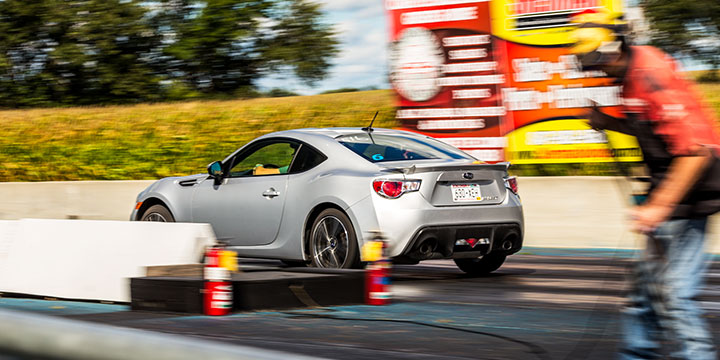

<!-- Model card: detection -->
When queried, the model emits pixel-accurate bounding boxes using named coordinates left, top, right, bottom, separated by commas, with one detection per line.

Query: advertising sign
left=385, top=0, right=642, bottom=164
left=386, top=0, right=508, bottom=162
left=491, top=0, right=641, bottom=164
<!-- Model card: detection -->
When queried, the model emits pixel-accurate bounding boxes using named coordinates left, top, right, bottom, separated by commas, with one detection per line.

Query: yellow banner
left=489, top=0, right=639, bottom=164
left=506, top=119, right=642, bottom=164
left=490, top=0, right=623, bottom=46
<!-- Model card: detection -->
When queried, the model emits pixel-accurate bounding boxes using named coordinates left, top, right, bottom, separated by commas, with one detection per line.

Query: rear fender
left=303, top=197, right=371, bottom=261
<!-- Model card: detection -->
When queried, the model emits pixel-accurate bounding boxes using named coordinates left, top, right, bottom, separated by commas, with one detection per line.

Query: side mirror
left=207, top=161, right=224, bottom=184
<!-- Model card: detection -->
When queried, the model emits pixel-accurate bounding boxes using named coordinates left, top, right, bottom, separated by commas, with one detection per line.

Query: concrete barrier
left=0, top=178, right=718, bottom=253
left=518, top=177, right=720, bottom=254
left=0, top=219, right=216, bottom=302
left=0, top=180, right=154, bottom=221
left=519, top=177, right=635, bottom=249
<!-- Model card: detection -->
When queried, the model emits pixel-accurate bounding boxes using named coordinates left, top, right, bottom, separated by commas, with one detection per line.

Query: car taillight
left=504, top=176, right=518, bottom=195
left=372, top=179, right=421, bottom=199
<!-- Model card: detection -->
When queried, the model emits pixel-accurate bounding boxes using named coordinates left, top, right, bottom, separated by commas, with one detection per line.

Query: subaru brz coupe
left=131, top=127, right=524, bottom=274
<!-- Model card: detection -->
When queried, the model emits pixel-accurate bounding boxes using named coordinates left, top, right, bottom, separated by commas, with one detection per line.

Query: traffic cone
left=203, top=247, right=233, bottom=316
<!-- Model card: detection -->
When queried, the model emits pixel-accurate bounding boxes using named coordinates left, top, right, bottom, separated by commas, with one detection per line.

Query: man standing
left=570, top=9, right=720, bottom=360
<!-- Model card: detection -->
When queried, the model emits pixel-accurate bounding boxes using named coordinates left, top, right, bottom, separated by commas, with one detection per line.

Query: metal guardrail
left=0, top=308, right=323, bottom=360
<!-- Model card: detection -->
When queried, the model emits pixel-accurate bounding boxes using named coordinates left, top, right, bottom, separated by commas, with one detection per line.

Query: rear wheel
left=140, top=204, right=175, bottom=222
left=309, top=209, right=359, bottom=269
left=454, top=253, right=506, bottom=275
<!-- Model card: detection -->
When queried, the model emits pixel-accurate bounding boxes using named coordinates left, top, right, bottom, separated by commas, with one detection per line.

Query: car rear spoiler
left=381, top=162, right=511, bottom=175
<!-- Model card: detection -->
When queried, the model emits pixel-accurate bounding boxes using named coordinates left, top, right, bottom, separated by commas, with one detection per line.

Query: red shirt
left=621, top=46, right=720, bottom=217
left=622, top=46, right=720, bottom=156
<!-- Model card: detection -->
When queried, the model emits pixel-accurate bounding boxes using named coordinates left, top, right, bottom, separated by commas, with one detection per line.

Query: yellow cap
left=569, top=10, right=624, bottom=56
left=362, top=241, right=384, bottom=262
left=218, top=250, right=239, bottom=272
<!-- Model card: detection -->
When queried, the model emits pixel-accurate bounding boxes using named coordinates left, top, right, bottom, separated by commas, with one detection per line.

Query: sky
left=258, top=1, right=704, bottom=95
left=258, top=1, right=389, bottom=95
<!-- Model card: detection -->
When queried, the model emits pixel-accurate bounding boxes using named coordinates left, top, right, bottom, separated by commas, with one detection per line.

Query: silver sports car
left=131, top=127, right=523, bottom=274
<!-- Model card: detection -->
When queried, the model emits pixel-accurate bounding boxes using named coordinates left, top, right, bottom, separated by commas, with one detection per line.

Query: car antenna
left=362, top=111, right=378, bottom=133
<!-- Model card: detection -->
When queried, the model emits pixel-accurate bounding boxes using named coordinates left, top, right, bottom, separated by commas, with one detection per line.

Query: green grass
left=1, top=83, right=719, bottom=182
left=0, top=90, right=396, bottom=181
left=697, top=83, right=720, bottom=118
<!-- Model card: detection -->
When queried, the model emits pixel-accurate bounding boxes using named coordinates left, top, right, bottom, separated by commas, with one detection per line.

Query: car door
left=191, top=139, right=298, bottom=246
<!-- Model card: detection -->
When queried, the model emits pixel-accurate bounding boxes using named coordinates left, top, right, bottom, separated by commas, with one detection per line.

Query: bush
left=321, top=88, right=360, bottom=94
left=265, top=88, right=299, bottom=97
left=697, top=70, right=720, bottom=83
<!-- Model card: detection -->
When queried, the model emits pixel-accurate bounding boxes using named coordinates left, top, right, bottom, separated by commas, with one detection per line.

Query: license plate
left=451, top=184, right=482, bottom=202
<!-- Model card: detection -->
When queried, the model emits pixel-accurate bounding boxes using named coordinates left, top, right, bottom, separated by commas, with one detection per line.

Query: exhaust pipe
left=501, top=240, right=513, bottom=251
left=500, top=231, right=519, bottom=251
left=417, top=238, right=438, bottom=257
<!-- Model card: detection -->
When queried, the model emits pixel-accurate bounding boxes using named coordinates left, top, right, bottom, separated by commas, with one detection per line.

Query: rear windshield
left=336, top=133, right=474, bottom=163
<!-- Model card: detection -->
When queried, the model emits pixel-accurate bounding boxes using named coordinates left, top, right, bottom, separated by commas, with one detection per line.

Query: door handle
left=262, top=188, right=280, bottom=198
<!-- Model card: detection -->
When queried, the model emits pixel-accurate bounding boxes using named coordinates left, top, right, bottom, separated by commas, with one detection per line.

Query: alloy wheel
left=143, top=213, right=168, bottom=222
left=312, top=215, right=349, bottom=268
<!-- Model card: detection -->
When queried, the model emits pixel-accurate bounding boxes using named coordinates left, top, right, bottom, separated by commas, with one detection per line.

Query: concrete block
left=0, top=219, right=216, bottom=302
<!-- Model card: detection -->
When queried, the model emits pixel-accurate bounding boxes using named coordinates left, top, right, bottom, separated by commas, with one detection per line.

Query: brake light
left=504, top=176, right=518, bottom=195
left=372, top=179, right=421, bottom=199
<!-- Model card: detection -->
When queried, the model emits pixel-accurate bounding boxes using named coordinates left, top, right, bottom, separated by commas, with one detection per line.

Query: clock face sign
left=389, top=27, right=445, bottom=103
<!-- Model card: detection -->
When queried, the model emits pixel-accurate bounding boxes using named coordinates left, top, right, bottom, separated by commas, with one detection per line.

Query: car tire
left=454, top=253, right=506, bottom=275
left=309, top=208, right=359, bottom=269
left=140, top=204, right=175, bottom=222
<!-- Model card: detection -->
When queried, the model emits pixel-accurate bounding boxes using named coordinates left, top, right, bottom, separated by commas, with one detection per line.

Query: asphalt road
left=2, top=251, right=719, bottom=360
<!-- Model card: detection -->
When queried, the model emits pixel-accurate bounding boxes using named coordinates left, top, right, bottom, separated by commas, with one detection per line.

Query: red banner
left=386, top=0, right=507, bottom=162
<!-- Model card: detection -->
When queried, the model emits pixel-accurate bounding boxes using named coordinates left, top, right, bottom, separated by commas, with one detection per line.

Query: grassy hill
left=698, top=83, right=720, bottom=116
left=1, top=85, right=719, bottom=182
left=0, top=90, right=396, bottom=181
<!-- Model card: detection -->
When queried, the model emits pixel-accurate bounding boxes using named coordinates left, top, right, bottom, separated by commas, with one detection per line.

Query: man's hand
left=631, top=146, right=714, bottom=233
left=586, top=102, right=609, bottom=130
left=629, top=203, right=674, bottom=234
left=584, top=101, right=632, bottom=134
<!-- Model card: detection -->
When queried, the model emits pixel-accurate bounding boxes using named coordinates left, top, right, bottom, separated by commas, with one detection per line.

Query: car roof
left=265, top=127, right=426, bottom=140
left=223, top=127, right=475, bottom=167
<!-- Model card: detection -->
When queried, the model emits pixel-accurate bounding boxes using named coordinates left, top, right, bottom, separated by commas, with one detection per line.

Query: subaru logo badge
left=463, top=172, right=473, bottom=180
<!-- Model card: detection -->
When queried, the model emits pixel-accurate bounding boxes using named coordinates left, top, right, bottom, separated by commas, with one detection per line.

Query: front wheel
left=140, top=204, right=175, bottom=222
left=309, top=209, right=359, bottom=269
left=454, top=253, right=506, bottom=275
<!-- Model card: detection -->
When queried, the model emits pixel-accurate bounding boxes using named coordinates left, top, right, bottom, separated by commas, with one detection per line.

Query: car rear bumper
left=360, top=191, right=523, bottom=258
left=394, top=223, right=522, bottom=263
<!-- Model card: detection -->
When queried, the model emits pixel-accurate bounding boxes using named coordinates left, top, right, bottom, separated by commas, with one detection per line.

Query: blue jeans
left=619, top=218, right=716, bottom=359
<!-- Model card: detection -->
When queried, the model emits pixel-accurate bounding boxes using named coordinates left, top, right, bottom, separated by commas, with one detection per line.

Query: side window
left=289, top=145, right=327, bottom=173
left=229, top=141, right=298, bottom=177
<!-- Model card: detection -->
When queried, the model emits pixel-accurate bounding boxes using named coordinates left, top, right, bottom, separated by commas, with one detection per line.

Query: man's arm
left=630, top=145, right=714, bottom=233
left=586, top=103, right=634, bottom=134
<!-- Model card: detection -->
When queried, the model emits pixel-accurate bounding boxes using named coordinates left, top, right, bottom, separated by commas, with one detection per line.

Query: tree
left=159, top=0, right=339, bottom=95
left=0, top=0, right=339, bottom=106
left=642, top=0, right=720, bottom=80
left=0, top=0, right=164, bottom=106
